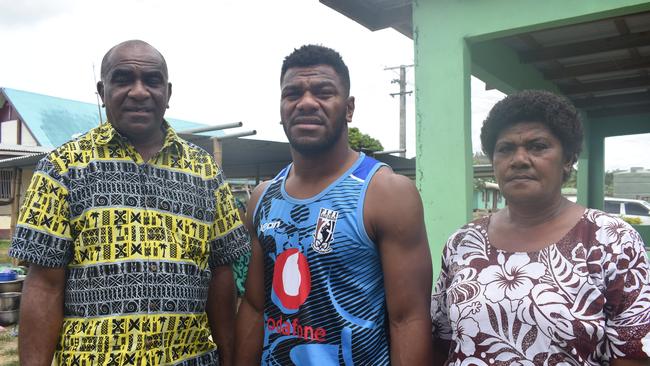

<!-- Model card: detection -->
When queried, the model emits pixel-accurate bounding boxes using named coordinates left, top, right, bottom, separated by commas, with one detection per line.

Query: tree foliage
left=563, top=170, right=577, bottom=189
left=563, top=169, right=619, bottom=196
left=348, top=127, right=383, bottom=152
left=473, top=152, right=490, bottom=165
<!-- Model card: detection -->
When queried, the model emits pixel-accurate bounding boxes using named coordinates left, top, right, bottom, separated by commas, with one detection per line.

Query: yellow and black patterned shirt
left=10, top=122, right=250, bottom=365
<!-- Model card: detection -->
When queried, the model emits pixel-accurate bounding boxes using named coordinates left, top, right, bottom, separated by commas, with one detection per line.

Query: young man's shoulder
left=247, top=180, right=273, bottom=211
left=364, top=167, right=422, bottom=235
left=367, top=167, right=417, bottom=200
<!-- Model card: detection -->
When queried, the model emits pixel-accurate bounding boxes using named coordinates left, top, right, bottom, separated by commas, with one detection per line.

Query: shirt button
left=149, top=263, right=158, bottom=272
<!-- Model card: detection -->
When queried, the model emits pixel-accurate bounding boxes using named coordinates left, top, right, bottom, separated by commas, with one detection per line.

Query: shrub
left=621, top=216, right=642, bottom=225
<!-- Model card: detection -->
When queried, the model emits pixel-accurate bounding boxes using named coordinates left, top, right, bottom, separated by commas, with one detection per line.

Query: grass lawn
left=0, top=240, right=19, bottom=365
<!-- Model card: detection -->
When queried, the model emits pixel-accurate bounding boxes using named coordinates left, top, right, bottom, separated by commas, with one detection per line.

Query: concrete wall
left=0, top=120, right=37, bottom=146
left=614, top=169, right=650, bottom=200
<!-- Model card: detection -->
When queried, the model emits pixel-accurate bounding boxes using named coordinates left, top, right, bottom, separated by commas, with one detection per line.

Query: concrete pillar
left=587, top=134, right=605, bottom=210
left=576, top=118, right=591, bottom=206
left=414, top=6, right=473, bottom=274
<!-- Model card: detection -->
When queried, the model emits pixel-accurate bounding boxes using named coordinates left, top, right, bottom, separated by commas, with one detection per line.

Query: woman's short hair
left=480, top=90, right=583, bottom=166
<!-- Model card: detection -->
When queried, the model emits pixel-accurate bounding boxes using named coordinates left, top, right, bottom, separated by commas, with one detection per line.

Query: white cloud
left=605, top=134, right=650, bottom=171
left=0, top=0, right=647, bottom=172
left=471, top=77, right=505, bottom=154
left=0, top=0, right=79, bottom=29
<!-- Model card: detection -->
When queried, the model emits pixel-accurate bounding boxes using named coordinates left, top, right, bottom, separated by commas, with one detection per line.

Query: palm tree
left=90, top=211, right=100, bottom=227
left=160, top=242, right=167, bottom=257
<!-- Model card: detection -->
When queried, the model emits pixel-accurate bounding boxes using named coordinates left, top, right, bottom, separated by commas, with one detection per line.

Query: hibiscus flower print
left=449, top=302, right=483, bottom=356
left=591, top=210, right=628, bottom=246
left=453, top=316, right=480, bottom=356
left=432, top=211, right=650, bottom=365
left=478, top=252, right=546, bottom=303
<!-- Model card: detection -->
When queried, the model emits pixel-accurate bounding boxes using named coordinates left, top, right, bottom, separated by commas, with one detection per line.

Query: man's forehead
left=108, top=60, right=164, bottom=72
left=282, top=65, right=341, bottom=85
left=105, top=44, right=165, bottom=73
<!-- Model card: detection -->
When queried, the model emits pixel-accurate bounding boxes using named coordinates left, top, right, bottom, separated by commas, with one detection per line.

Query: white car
left=565, top=196, right=650, bottom=225
left=603, top=197, right=650, bottom=225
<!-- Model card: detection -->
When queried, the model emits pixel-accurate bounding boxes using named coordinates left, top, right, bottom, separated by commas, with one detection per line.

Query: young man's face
left=280, top=64, right=354, bottom=155
left=98, top=43, right=171, bottom=142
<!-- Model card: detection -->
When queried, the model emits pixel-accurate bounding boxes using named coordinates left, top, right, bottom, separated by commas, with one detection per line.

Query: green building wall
left=412, top=0, right=650, bottom=275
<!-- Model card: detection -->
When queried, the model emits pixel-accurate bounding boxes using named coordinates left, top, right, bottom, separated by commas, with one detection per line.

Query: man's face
left=98, top=44, right=171, bottom=141
left=280, top=65, right=354, bottom=155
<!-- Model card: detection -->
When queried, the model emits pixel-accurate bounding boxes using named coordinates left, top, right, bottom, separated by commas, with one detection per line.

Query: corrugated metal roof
left=1, top=87, right=222, bottom=149
left=0, top=153, right=46, bottom=168
left=0, top=144, right=51, bottom=153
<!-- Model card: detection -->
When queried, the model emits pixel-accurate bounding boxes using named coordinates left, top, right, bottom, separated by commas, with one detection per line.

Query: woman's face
left=492, top=121, right=571, bottom=206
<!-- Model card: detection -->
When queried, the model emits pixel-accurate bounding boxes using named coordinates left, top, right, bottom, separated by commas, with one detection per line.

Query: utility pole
left=385, top=64, right=413, bottom=157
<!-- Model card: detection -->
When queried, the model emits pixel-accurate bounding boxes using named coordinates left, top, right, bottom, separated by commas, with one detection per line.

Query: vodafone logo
left=272, top=248, right=311, bottom=312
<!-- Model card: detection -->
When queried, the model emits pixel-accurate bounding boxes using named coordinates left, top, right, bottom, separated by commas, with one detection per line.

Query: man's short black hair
left=100, top=40, right=168, bottom=80
left=481, top=90, right=583, bottom=167
left=281, top=44, right=351, bottom=95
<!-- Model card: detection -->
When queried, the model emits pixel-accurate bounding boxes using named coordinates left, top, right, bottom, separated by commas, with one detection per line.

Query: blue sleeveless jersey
left=253, top=153, right=390, bottom=366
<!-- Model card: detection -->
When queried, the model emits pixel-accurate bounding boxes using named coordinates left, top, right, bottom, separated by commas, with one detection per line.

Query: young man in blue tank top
left=235, top=45, right=434, bottom=365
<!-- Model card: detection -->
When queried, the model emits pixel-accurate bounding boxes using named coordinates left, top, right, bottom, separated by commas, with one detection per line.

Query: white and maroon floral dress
left=431, top=209, right=650, bottom=365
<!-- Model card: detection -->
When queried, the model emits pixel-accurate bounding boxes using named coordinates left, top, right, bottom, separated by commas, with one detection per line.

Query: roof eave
left=319, top=0, right=413, bottom=38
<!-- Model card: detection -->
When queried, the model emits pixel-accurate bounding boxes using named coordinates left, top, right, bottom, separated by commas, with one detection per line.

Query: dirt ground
left=0, top=327, right=19, bottom=366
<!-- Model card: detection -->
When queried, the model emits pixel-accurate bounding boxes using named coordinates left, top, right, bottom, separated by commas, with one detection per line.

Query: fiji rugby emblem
left=311, top=208, right=338, bottom=254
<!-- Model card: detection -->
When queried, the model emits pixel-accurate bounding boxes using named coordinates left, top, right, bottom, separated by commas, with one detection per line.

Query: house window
left=0, top=169, right=13, bottom=201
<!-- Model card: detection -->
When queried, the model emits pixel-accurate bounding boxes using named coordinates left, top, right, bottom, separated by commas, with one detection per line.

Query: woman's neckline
left=482, top=207, right=589, bottom=254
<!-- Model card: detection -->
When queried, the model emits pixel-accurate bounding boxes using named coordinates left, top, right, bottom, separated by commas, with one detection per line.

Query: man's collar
left=160, top=121, right=184, bottom=155
left=93, top=120, right=184, bottom=155
left=92, top=122, right=119, bottom=146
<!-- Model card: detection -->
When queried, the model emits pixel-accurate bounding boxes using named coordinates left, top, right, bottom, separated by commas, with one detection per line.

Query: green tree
left=563, top=169, right=619, bottom=196
left=348, top=127, right=383, bottom=152
left=604, top=169, right=625, bottom=196
left=473, top=152, right=490, bottom=165
left=563, top=170, right=577, bottom=189
left=472, top=152, right=495, bottom=191
left=474, top=177, right=496, bottom=191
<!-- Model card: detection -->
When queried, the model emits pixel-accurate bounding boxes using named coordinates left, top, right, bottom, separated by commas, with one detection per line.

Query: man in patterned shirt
left=10, top=40, right=250, bottom=365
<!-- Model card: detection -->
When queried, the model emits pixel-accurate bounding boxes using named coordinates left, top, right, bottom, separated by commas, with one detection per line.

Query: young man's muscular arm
left=366, top=168, right=434, bottom=365
left=234, top=181, right=270, bottom=365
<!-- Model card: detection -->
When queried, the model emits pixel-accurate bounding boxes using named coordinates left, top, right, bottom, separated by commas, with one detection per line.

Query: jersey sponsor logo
left=272, top=248, right=311, bottom=312
left=311, top=208, right=338, bottom=254
left=266, top=315, right=327, bottom=342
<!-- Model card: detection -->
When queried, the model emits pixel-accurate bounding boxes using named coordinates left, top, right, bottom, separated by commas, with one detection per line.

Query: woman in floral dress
left=431, top=90, right=650, bottom=366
